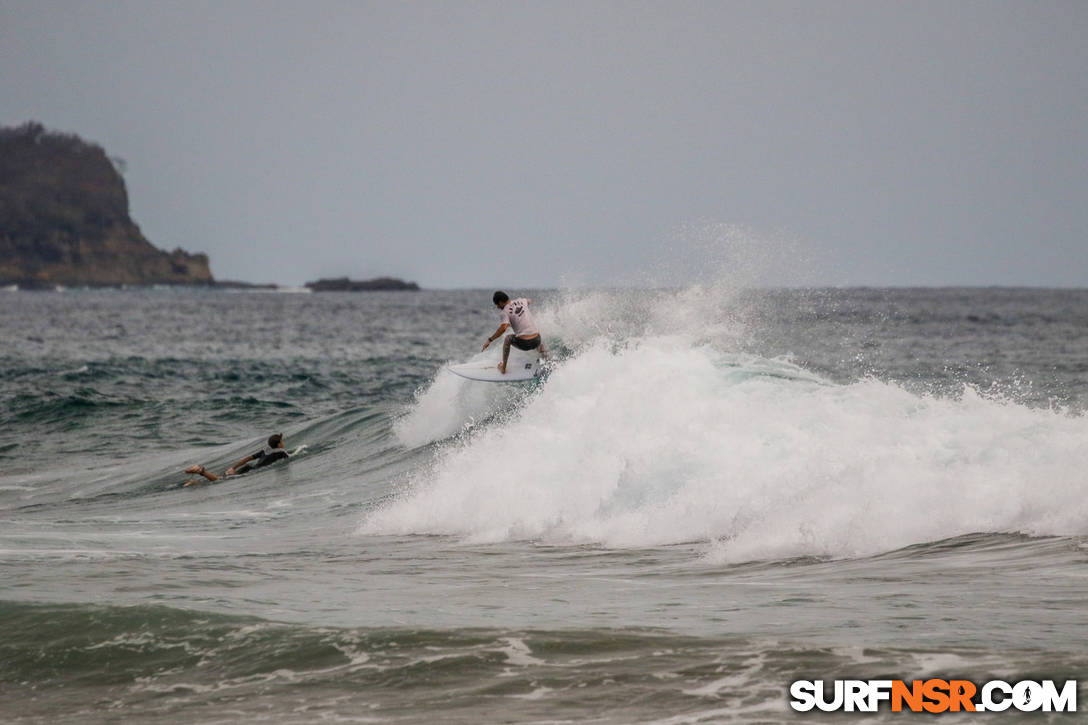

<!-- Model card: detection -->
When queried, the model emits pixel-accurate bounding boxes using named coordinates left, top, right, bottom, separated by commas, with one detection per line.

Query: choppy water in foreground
left=2, top=286, right=1087, bottom=723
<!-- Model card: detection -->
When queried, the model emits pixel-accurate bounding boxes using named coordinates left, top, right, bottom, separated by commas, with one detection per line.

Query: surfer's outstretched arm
left=482, top=322, right=510, bottom=351
left=225, top=454, right=255, bottom=476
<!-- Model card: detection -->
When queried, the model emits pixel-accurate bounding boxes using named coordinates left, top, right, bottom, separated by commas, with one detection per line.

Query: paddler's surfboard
left=448, top=352, right=542, bottom=382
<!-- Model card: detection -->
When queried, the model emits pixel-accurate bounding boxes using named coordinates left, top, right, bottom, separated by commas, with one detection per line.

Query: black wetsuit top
left=231, top=446, right=290, bottom=475
left=251, top=446, right=289, bottom=468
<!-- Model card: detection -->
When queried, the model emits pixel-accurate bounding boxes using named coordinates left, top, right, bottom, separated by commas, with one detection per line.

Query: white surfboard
left=448, top=352, right=542, bottom=382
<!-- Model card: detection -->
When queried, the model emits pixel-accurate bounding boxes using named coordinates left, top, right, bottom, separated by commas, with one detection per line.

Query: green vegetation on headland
left=0, top=122, right=212, bottom=288
left=0, top=122, right=419, bottom=291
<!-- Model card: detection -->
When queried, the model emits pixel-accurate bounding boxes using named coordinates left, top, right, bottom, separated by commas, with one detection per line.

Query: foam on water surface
left=366, top=289, right=1088, bottom=560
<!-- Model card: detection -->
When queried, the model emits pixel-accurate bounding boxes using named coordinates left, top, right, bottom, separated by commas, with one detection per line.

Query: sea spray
left=394, top=357, right=534, bottom=449
left=395, top=224, right=808, bottom=451
left=364, top=334, right=1088, bottom=559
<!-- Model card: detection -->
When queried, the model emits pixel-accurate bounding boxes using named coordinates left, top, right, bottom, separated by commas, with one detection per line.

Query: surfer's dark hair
left=493, top=291, right=509, bottom=306
left=268, top=433, right=283, bottom=448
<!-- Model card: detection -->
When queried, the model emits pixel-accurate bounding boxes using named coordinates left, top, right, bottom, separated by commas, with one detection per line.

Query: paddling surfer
left=183, top=433, right=292, bottom=486
left=482, top=291, right=547, bottom=374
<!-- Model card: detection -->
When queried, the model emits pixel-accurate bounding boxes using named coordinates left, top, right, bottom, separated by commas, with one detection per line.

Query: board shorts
left=510, top=335, right=541, bottom=351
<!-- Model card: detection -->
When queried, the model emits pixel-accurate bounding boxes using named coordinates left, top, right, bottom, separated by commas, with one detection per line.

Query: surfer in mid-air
left=182, top=433, right=292, bottom=486
left=482, top=291, right=547, bottom=374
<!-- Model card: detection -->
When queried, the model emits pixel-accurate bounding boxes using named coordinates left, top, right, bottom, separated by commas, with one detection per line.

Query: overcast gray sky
left=2, top=1, right=1086, bottom=288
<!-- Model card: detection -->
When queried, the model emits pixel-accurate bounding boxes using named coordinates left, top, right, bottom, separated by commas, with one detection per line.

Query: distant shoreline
left=3, top=276, right=422, bottom=292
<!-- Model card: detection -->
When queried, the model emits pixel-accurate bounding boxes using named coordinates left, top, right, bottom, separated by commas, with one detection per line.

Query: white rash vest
left=500, top=298, right=540, bottom=337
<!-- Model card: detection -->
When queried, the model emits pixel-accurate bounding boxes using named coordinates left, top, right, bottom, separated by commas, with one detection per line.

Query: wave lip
left=363, top=336, right=1088, bottom=560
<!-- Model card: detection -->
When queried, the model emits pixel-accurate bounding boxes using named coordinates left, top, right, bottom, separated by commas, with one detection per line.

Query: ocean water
left=1, top=286, right=1087, bottom=723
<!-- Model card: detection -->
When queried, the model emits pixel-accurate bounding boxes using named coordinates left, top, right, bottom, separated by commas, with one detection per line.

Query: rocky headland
left=1, top=123, right=421, bottom=292
left=0, top=122, right=213, bottom=288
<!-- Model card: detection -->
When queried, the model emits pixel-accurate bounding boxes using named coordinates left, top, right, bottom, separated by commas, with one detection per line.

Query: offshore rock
left=0, top=122, right=213, bottom=287
left=305, top=276, right=420, bottom=292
